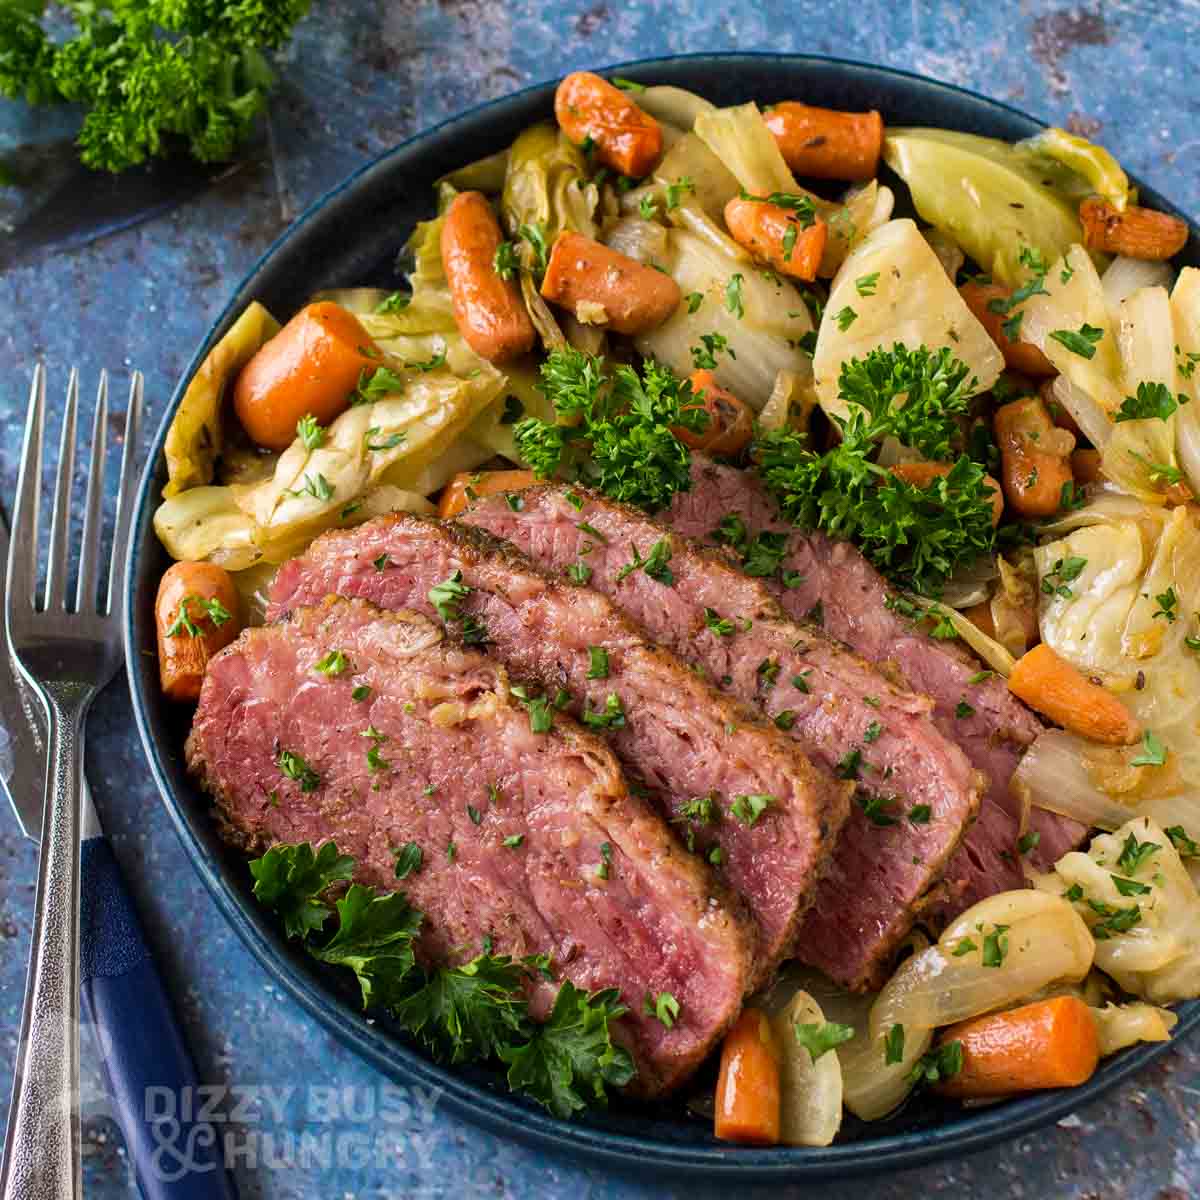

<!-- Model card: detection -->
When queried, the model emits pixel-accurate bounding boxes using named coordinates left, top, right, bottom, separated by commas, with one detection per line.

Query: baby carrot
left=441, top=191, right=536, bottom=363
left=232, top=301, right=378, bottom=450
left=723, top=196, right=827, bottom=282
left=714, top=1009, right=781, bottom=1145
left=959, top=282, right=1057, bottom=378
left=1080, top=197, right=1189, bottom=261
left=994, top=396, right=1075, bottom=518
left=540, top=230, right=680, bottom=334
left=438, top=469, right=537, bottom=519
left=889, top=461, right=1004, bottom=526
left=673, top=370, right=754, bottom=455
left=156, top=561, right=242, bottom=702
left=934, top=996, right=1100, bottom=1099
left=1008, top=644, right=1140, bottom=745
left=555, top=71, right=663, bottom=179
left=763, top=101, right=883, bottom=182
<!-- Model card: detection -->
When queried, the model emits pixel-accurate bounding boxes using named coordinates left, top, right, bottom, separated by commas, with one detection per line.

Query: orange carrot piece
left=1008, top=644, right=1140, bottom=745
left=673, top=370, right=754, bottom=455
left=960, top=282, right=1057, bottom=378
left=714, top=1009, right=781, bottom=1145
left=889, top=461, right=1004, bottom=526
left=934, top=997, right=1100, bottom=1099
left=232, top=301, right=378, bottom=451
left=156, top=561, right=242, bottom=703
left=763, top=101, right=883, bottom=182
left=554, top=71, right=663, bottom=178
left=438, top=470, right=537, bottom=519
left=723, top=197, right=827, bottom=282
left=540, top=230, right=680, bottom=334
left=994, top=396, right=1075, bottom=518
left=1080, top=197, right=1189, bottom=261
left=1071, top=448, right=1103, bottom=485
left=441, top=191, right=536, bottom=363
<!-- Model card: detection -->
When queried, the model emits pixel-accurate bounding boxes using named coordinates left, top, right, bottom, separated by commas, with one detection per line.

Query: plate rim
left=124, top=49, right=1200, bottom=1179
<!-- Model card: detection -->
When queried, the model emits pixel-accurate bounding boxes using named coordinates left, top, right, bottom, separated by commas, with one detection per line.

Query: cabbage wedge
left=633, top=228, right=813, bottom=408
left=1020, top=502, right=1200, bottom=834
left=1021, top=245, right=1124, bottom=417
left=501, top=123, right=600, bottom=243
left=1171, top=268, right=1200, bottom=496
left=1102, top=285, right=1186, bottom=503
left=883, top=127, right=1087, bottom=286
left=813, top=218, right=1002, bottom=417
left=234, top=363, right=505, bottom=561
left=163, top=301, right=280, bottom=498
left=1037, top=818, right=1200, bottom=1003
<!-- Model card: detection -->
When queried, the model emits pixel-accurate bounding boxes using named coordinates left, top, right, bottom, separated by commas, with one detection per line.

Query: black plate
left=124, top=53, right=1200, bottom=1179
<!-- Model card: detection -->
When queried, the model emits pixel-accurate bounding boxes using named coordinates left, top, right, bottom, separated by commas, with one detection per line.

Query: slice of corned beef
left=187, top=597, right=752, bottom=1096
left=268, top=515, right=850, bottom=990
left=666, top=454, right=1088, bottom=903
left=464, top=488, right=982, bottom=990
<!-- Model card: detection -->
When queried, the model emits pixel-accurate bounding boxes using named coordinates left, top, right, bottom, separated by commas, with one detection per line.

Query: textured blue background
left=2, top=2, right=1199, bottom=1196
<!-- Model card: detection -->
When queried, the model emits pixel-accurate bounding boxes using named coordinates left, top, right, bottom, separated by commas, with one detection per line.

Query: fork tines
left=8, top=365, right=142, bottom=626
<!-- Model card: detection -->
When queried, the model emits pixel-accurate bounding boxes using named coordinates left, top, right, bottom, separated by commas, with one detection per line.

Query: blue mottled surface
left=2, top=2, right=1199, bottom=1196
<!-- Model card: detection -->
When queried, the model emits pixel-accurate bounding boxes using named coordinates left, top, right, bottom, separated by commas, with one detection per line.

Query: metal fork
left=1, top=365, right=141, bottom=1200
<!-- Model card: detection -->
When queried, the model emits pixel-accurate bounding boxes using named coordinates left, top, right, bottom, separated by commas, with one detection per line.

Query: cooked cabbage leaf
left=234, top=363, right=503, bottom=561
left=693, top=102, right=800, bottom=200
left=501, top=123, right=600, bottom=244
left=1014, top=127, right=1131, bottom=212
left=813, top=218, right=1002, bottom=418
left=154, top=485, right=262, bottom=570
left=1102, top=285, right=1185, bottom=503
left=634, top=85, right=715, bottom=132
left=883, top=127, right=1087, bottom=287
left=632, top=227, right=813, bottom=409
left=1038, top=818, right=1200, bottom=1003
left=163, top=301, right=280, bottom=498
left=1021, top=502, right=1200, bottom=834
left=1171, top=268, right=1200, bottom=496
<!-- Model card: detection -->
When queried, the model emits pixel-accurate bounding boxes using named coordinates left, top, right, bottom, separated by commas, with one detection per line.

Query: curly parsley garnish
left=250, top=842, right=634, bottom=1118
left=513, top=348, right=708, bottom=512
left=755, top=344, right=997, bottom=595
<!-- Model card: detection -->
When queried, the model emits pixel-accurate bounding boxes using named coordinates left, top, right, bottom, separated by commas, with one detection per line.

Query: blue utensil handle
left=80, top=837, right=237, bottom=1200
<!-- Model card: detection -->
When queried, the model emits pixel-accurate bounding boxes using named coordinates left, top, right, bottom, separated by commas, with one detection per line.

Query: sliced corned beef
left=268, top=516, right=850, bottom=988
left=187, top=598, right=752, bottom=1096
left=464, top=488, right=982, bottom=990
left=666, top=455, right=1088, bottom=904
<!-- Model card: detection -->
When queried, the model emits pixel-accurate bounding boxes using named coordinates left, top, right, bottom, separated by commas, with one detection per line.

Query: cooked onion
left=769, top=991, right=844, bottom=1146
left=851, top=891, right=1093, bottom=1119
left=1091, top=1002, right=1177, bottom=1056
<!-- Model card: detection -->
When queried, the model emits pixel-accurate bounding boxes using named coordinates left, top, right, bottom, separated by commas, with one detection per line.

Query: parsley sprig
left=514, top=348, right=708, bottom=513
left=755, top=344, right=997, bottom=595
left=250, top=841, right=635, bottom=1118
left=0, top=2, right=311, bottom=173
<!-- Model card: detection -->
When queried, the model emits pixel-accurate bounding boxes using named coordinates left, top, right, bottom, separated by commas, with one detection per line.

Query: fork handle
left=0, top=693, right=85, bottom=1200
left=81, top=837, right=238, bottom=1199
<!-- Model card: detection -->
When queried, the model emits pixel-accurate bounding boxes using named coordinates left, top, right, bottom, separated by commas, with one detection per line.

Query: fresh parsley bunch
left=0, top=1, right=310, bottom=172
left=249, top=841, right=635, bottom=1118
left=514, top=347, right=708, bottom=512
left=755, top=343, right=998, bottom=596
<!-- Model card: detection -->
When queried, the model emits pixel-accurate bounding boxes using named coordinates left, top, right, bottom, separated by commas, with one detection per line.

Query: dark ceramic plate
left=125, top=53, right=1200, bottom=1179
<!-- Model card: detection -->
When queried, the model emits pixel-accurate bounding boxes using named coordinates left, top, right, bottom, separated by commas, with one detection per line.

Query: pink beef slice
left=463, top=488, right=983, bottom=991
left=186, top=597, right=752, bottom=1097
left=268, top=514, right=850, bottom=991
left=665, top=454, right=1088, bottom=907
